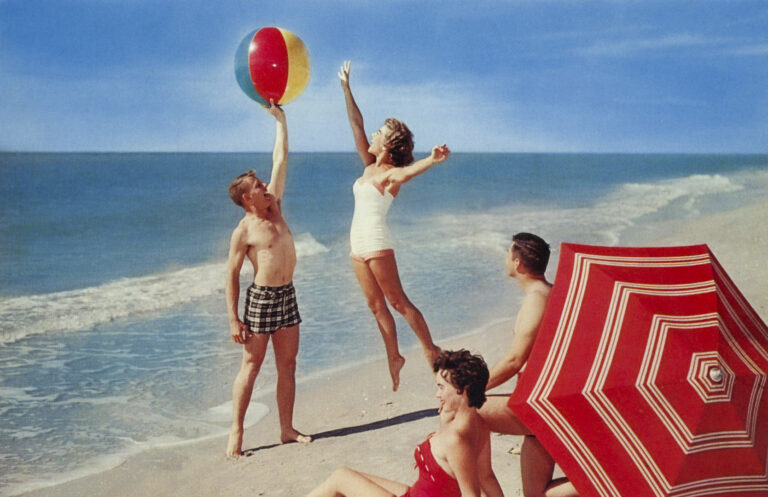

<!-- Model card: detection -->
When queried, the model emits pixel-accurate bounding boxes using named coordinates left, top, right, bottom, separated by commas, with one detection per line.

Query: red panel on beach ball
left=249, top=27, right=289, bottom=104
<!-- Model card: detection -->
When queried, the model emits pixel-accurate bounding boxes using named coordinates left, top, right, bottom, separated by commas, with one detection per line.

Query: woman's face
left=368, top=124, right=391, bottom=156
left=506, top=245, right=520, bottom=277
left=435, top=370, right=462, bottom=413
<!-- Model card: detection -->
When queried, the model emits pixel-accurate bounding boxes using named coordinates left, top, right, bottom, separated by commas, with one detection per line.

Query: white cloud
left=723, top=43, right=768, bottom=56
left=576, top=33, right=721, bottom=56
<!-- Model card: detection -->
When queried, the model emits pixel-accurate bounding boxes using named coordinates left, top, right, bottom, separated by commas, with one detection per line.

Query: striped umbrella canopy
left=509, top=243, right=768, bottom=497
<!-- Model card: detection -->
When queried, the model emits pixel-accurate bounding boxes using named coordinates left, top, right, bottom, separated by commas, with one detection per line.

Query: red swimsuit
left=401, top=436, right=461, bottom=497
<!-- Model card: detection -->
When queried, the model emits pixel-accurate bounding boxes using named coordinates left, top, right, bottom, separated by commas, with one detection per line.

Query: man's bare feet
left=281, top=428, right=312, bottom=444
left=226, top=428, right=244, bottom=458
left=388, top=355, right=406, bottom=391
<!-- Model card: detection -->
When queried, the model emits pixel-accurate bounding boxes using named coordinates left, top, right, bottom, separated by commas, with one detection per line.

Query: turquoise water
left=0, top=152, right=766, bottom=495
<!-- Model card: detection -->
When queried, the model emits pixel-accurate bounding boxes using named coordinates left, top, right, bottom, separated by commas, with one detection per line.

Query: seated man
left=479, top=233, right=578, bottom=497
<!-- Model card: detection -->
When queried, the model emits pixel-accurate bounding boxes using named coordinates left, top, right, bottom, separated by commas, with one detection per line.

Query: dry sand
left=19, top=197, right=768, bottom=497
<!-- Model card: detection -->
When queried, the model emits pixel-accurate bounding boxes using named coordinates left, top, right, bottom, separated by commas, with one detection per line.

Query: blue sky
left=1, top=0, right=766, bottom=153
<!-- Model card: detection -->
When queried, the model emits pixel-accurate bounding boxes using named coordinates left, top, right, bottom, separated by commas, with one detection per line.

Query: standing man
left=479, top=233, right=578, bottom=497
left=225, top=101, right=311, bottom=458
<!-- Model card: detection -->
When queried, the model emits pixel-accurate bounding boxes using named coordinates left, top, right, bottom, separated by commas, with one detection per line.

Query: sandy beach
left=18, top=196, right=768, bottom=497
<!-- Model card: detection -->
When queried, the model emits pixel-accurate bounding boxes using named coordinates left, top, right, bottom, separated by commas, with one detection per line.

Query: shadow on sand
left=242, top=408, right=438, bottom=456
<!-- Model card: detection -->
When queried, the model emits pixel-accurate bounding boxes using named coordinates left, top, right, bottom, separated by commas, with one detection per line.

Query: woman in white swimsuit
left=339, top=61, right=451, bottom=391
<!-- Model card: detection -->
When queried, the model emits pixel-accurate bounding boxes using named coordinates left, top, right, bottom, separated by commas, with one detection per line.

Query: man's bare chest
left=245, top=219, right=292, bottom=249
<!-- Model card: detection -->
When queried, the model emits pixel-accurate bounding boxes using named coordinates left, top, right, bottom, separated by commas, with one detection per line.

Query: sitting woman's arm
left=477, top=432, right=504, bottom=497
left=445, top=430, right=482, bottom=497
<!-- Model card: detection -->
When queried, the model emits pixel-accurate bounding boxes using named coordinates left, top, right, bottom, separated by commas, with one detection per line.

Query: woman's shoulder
left=445, top=410, right=485, bottom=442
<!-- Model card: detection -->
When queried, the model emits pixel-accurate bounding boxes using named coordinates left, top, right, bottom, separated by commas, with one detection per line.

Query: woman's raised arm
left=339, top=61, right=375, bottom=166
left=383, top=144, right=451, bottom=188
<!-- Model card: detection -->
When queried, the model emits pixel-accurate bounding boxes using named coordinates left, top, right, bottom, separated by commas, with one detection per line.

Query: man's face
left=244, top=176, right=273, bottom=208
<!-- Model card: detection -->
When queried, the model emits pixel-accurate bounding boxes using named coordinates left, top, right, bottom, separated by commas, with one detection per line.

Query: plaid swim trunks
left=243, top=282, right=302, bottom=334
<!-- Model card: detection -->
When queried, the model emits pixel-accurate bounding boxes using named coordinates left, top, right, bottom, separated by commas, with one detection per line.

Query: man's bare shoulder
left=528, top=280, right=552, bottom=300
left=517, top=280, right=552, bottom=325
left=230, top=217, right=248, bottom=241
left=238, top=213, right=272, bottom=231
left=231, top=214, right=268, bottom=246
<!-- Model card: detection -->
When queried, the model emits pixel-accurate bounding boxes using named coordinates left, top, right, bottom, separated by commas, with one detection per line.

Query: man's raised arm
left=267, top=101, right=288, bottom=200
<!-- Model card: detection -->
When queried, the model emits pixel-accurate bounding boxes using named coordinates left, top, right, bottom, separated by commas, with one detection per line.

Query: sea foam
left=427, top=172, right=743, bottom=253
left=0, top=232, right=329, bottom=344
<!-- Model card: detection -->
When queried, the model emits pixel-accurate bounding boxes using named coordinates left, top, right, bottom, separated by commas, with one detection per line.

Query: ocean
left=1, top=152, right=767, bottom=495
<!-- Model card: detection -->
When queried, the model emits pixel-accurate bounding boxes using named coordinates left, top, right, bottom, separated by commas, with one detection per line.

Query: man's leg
left=521, top=435, right=579, bottom=497
left=272, top=325, right=311, bottom=444
left=227, top=332, right=270, bottom=457
left=479, top=395, right=533, bottom=435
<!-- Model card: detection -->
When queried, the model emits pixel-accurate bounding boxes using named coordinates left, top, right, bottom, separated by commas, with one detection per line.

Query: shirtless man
left=479, top=233, right=577, bottom=497
left=225, top=102, right=311, bottom=458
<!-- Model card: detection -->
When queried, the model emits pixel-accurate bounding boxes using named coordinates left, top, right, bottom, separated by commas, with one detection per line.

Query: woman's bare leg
left=368, top=254, right=440, bottom=366
left=305, top=466, right=408, bottom=497
left=353, top=258, right=406, bottom=391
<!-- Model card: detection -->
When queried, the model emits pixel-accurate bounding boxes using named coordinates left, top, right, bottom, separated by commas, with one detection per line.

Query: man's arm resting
left=225, top=227, right=250, bottom=344
left=486, top=292, right=548, bottom=390
left=486, top=346, right=528, bottom=391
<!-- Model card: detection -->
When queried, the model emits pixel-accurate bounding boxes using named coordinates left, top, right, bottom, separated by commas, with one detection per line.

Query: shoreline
left=15, top=318, right=524, bottom=497
left=5, top=316, right=518, bottom=497
left=13, top=195, right=768, bottom=497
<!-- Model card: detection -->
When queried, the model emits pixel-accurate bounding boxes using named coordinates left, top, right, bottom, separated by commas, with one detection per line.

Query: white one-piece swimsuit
left=349, top=179, right=395, bottom=261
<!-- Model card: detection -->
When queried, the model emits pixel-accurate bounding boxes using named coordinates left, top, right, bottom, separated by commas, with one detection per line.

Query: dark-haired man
left=479, top=233, right=578, bottom=496
left=225, top=102, right=311, bottom=458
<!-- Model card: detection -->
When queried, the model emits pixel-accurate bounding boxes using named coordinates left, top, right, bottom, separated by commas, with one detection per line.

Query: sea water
left=1, top=152, right=766, bottom=495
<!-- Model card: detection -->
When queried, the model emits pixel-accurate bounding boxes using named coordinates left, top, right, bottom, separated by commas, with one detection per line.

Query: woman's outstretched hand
left=430, top=144, right=451, bottom=164
left=338, top=60, right=351, bottom=89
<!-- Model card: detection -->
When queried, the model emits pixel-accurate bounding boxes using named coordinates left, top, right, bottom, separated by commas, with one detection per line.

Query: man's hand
left=338, top=60, right=351, bottom=89
left=229, top=318, right=251, bottom=344
left=267, top=99, right=286, bottom=122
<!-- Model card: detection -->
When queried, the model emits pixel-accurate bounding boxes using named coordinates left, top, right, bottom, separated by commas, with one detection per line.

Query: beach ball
left=234, top=27, right=310, bottom=106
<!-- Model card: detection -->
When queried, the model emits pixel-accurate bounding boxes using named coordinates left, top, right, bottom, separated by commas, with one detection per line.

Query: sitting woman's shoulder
left=446, top=411, right=485, bottom=444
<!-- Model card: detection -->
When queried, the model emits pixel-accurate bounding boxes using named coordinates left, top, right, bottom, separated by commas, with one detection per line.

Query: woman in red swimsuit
left=304, top=350, right=504, bottom=497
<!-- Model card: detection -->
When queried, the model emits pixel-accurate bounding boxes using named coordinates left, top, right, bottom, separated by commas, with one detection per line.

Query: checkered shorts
left=243, top=282, right=302, bottom=334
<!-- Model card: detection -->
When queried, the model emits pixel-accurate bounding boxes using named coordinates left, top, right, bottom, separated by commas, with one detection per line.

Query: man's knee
left=275, top=353, right=297, bottom=375
left=240, top=351, right=265, bottom=376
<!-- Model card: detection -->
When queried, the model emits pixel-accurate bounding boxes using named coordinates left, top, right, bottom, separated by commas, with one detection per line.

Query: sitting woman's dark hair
left=433, top=349, right=489, bottom=408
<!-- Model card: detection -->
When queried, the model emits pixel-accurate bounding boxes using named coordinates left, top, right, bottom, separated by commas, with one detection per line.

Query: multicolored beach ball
left=234, top=27, right=310, bottom=106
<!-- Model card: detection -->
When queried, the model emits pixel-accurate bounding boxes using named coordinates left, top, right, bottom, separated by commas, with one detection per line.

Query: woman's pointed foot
left=389, top=355, right=406, bottom=391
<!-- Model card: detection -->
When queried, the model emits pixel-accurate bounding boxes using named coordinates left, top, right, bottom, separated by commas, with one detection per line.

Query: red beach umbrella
left=509, top=243, right=768, bottom=497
